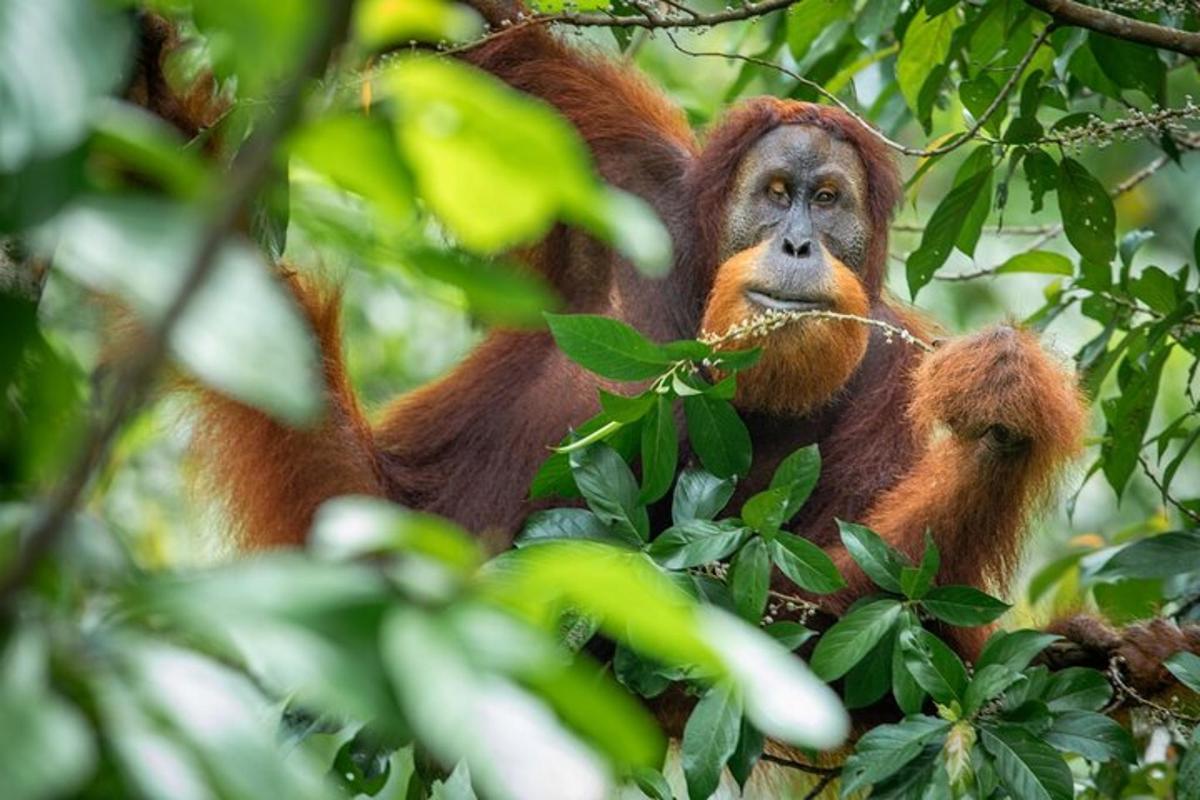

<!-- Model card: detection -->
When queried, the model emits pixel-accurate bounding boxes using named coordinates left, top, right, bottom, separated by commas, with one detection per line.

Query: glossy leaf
left=545, top=314, right=669, bottom=381
left=810, top=599, right=902, bottom=681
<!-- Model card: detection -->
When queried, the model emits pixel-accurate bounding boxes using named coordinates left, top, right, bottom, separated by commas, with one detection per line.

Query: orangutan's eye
left=766, top=177, right=791, bottom=205
left=813, top=187, right=839, bottom=205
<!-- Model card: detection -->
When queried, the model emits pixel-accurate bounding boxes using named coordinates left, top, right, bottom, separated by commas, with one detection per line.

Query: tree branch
left=0, top=0, right=355, bottom=608
left=1024, top=0, right=1200, bottom=58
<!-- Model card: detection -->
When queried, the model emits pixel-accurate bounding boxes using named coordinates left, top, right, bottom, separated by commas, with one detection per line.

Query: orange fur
left=187, top=275, right=383, bottom=548
left=818, top=326, right=1088, bottom=659
left=701, top=244, right=871, bottom=417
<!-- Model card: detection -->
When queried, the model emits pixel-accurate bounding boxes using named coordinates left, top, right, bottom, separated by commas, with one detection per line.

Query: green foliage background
left=2, top=0, right=1200, bottom=798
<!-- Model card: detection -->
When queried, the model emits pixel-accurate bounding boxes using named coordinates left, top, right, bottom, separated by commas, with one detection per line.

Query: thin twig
left=803, top=769, right=840, bottom=799
left=1024, top=0, right=1200, bottom=58
left=667, top=25, right=1055, bottom=159
left=0, top=1, right=356, bottom=607
left=1108, top=656, right=1200, bottom=723
left=1138, top=454, right=1200, bottom=526
left=760, top=752, right=841, bottom=776
left=700, top=308, right=935, bottom=353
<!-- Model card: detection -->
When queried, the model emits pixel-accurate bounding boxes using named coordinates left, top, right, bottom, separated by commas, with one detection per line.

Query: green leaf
left=906, top=167, right=993, bottom=297
left=545, top=313, right=669, bottom=380
left=770, top=532, right=846, bottom=595
left=1130, top=266, right=1178, bottom=315
left=730, top=537, right=771, bottom=622
left=569, top=443, right=649, bottom=544
left=401, top=246, right=559, bottom=328
left=0, top=0, right=129, bottom=170
left=727, top=718, right=764, bottom=791
left=1023, top=149, right=1058, bottom=213
left=1044, top=711, right=1136, bottom=763
left=1101, top=344, right=1171, bottom=498
left=1043, top=667, right=1111, bottom=712
left=1057, top=158, right=1116, bottom=265
left=768, top=445, right=821, bottom=521
left=290, top=114, right=414, bottom=223
left=1096, top=531, right=1200, bottom=580
left=892, top=612, right=927, bottom=715
left=647, top=520, right=748, bottom=570
left=810, top=599, right=902, bottom=681
left=921, top=586, right=1010, bottom=626
left=51, top=196, right=322, bottom=424
left=899, top=627, right=968, bottom=705
left=837, top=520, right=905, bottom=594
left=598, top=389, right=656, bottom=424
left=964, top=664, right=1024, bottom=716
left=741, top=486, right=791, bottom=535
left=786, top=0, right=852, bottom=61
left=995, top=251, right=1074, bottom=276
left=630, top=767, right=672, bottom=800
left=844, top=626, right=897, bottom=710
left=764, top=621, right=815, bottom=650
left=388, top=58, right=669, bottom=271
left=1179, top=727, right=1200, bottom=800
left=0, top=681, right=96, bottom=800
left=697, top=607, right=848, bottom=750
left=682, top=683, right=742, bottom=800
left=896, top=7, right=956, bottom=115
left=952, top=146, right=996, bottom=258
left=672, top=469, right=735, bottom=524
left=840, top=715, right=951, bottom=796
left=639, top=395, right=678, bottom=503
left=515, top=508, right=628, bottom=547
left=354, top=0, right=482, bottom=46
left=384, top=608, right=613, bottom=800
left=1088, top=33, right=1165, bottom=103
left=980, top=724, right=1074, bottom=800
left=977, top=630, right=1061, bottom=673
left=1165, top=651, right=1200, bottom=693
left=900, top=531, right=939, bottom=600
left=310, top=496, right=481, bottom=570
left=194, top=0, right=316, bottom=98
left=683, top=394, right=752, bottom=479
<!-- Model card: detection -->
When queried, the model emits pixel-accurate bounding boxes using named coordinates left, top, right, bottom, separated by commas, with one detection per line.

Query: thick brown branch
left=0, top=0, right=355, bottom=608
left=1024, top=0, right=1200, bottom=58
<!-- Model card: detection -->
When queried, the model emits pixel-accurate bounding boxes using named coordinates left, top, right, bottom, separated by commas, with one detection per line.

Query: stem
left=701, top=309, right=935, bottom=353
left=0, top=0, right=355, bottom=608
left=553, top=419, right=626, bottom=453
left=1024, top=0, right=1200, bottom=58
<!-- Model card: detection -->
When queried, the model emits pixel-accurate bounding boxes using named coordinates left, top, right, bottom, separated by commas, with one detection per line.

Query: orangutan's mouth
left=744, top=289, right=831, bottom=313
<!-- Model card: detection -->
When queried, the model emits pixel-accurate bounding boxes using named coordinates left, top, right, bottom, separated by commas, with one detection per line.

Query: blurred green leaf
left=354, top=0, right=482, bottom=48
left=786, top=0, right=851, bottom=61
left=384, top=607, right=612, bottom=800
left=193, top=0, right=316, bottom=98
left=309, top=496, right=481, bottom=570
left=402, top=246, right=559, bottom=327
left=0, top=0, right=130, bottom=171
left=50, top=196, right=323, bottom=424
left=291, top=114, right=414, bottom=224
left=0, top=678, right=95, bottom=800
